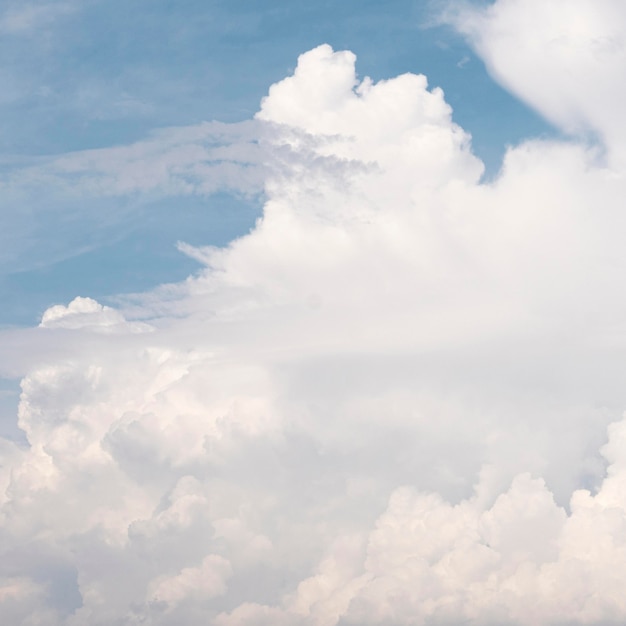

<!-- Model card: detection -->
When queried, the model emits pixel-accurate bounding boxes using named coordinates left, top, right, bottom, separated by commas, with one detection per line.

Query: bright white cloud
left=39, top=296, right=152, bottom=333
left=449, top=0, right=626, bottom=165
left=3, top=9, right=626, bottom=623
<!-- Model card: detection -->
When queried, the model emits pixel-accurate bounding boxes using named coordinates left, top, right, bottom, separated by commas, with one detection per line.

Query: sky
left=0, top=0, right=556, bottom=328
left=3, top=0, right=626, bottom=624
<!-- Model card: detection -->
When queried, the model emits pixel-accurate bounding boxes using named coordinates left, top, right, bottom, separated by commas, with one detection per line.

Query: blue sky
left=0, top=0, right=555, bottom=328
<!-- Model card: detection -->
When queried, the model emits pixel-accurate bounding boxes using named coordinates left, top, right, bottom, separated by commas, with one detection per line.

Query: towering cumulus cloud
left=4, top=3, right=626, bottom=623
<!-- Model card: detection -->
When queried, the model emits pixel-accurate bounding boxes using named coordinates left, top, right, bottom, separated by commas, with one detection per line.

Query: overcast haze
left=2, top=1, right=626, bottom=625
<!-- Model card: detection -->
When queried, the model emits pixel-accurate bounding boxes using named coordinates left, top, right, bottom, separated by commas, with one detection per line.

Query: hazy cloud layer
left=3, top=3, right=626, bottom=623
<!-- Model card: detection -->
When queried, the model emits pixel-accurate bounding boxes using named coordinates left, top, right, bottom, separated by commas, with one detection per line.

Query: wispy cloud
left=0, top=0, right=78, bottom=35
left=0, top=121, right=265, bottom=275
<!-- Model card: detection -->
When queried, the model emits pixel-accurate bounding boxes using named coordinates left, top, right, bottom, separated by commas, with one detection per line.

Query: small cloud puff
left=39, top=296, right=152, bottom=333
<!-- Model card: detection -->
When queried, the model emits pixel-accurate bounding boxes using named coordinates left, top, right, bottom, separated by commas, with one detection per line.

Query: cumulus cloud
left=3, top=7, right=626, bottom=623
left=39, top=297, right=152, bottom=333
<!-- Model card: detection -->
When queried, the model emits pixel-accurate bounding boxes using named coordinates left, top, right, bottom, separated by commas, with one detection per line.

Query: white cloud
left=148, top=554, right=233, bottom=607
left=3, top=19, right=626, bottom=624
left=448, top=0, right=626, bottom=165
left=39, top=297, right=152, bottom=333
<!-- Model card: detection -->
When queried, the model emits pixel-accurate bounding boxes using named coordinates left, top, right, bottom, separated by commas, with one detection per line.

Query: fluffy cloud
left=3, top=7, right=626, bottom=623
left=449, top=0, right=626, bottom=164
left=39, top=297, right=152, bottom=333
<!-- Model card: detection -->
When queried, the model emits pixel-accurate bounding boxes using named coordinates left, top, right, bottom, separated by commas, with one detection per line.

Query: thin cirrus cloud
left=3, top=2, right=626, bottom=625
left=0, top=0, right=77, bottom=35
left=0, top=120, right=266, bottom=275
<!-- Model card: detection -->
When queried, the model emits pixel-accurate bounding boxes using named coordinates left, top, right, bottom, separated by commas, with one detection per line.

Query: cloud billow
left=4, top=3, right=626, bottom=623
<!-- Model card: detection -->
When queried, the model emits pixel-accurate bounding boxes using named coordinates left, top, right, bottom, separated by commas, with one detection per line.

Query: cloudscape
left=3, top=1, right=626, bottom=624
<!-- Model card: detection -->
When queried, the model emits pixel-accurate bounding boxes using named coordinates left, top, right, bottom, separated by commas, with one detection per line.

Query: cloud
left=0, top=120, right=266, bottom=275
left=293, top=429, right=626, bottom=625
left=3, top=24, right=626, bottom=625
left=39, top=297, right=152, bottom=333
left=447, top=0, right=626, bottom=164
left=0, top=1, right=77, bottom=35
left=148, top=554, right=233, bottom=607
left=0, top=120, right=267, bottom=204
